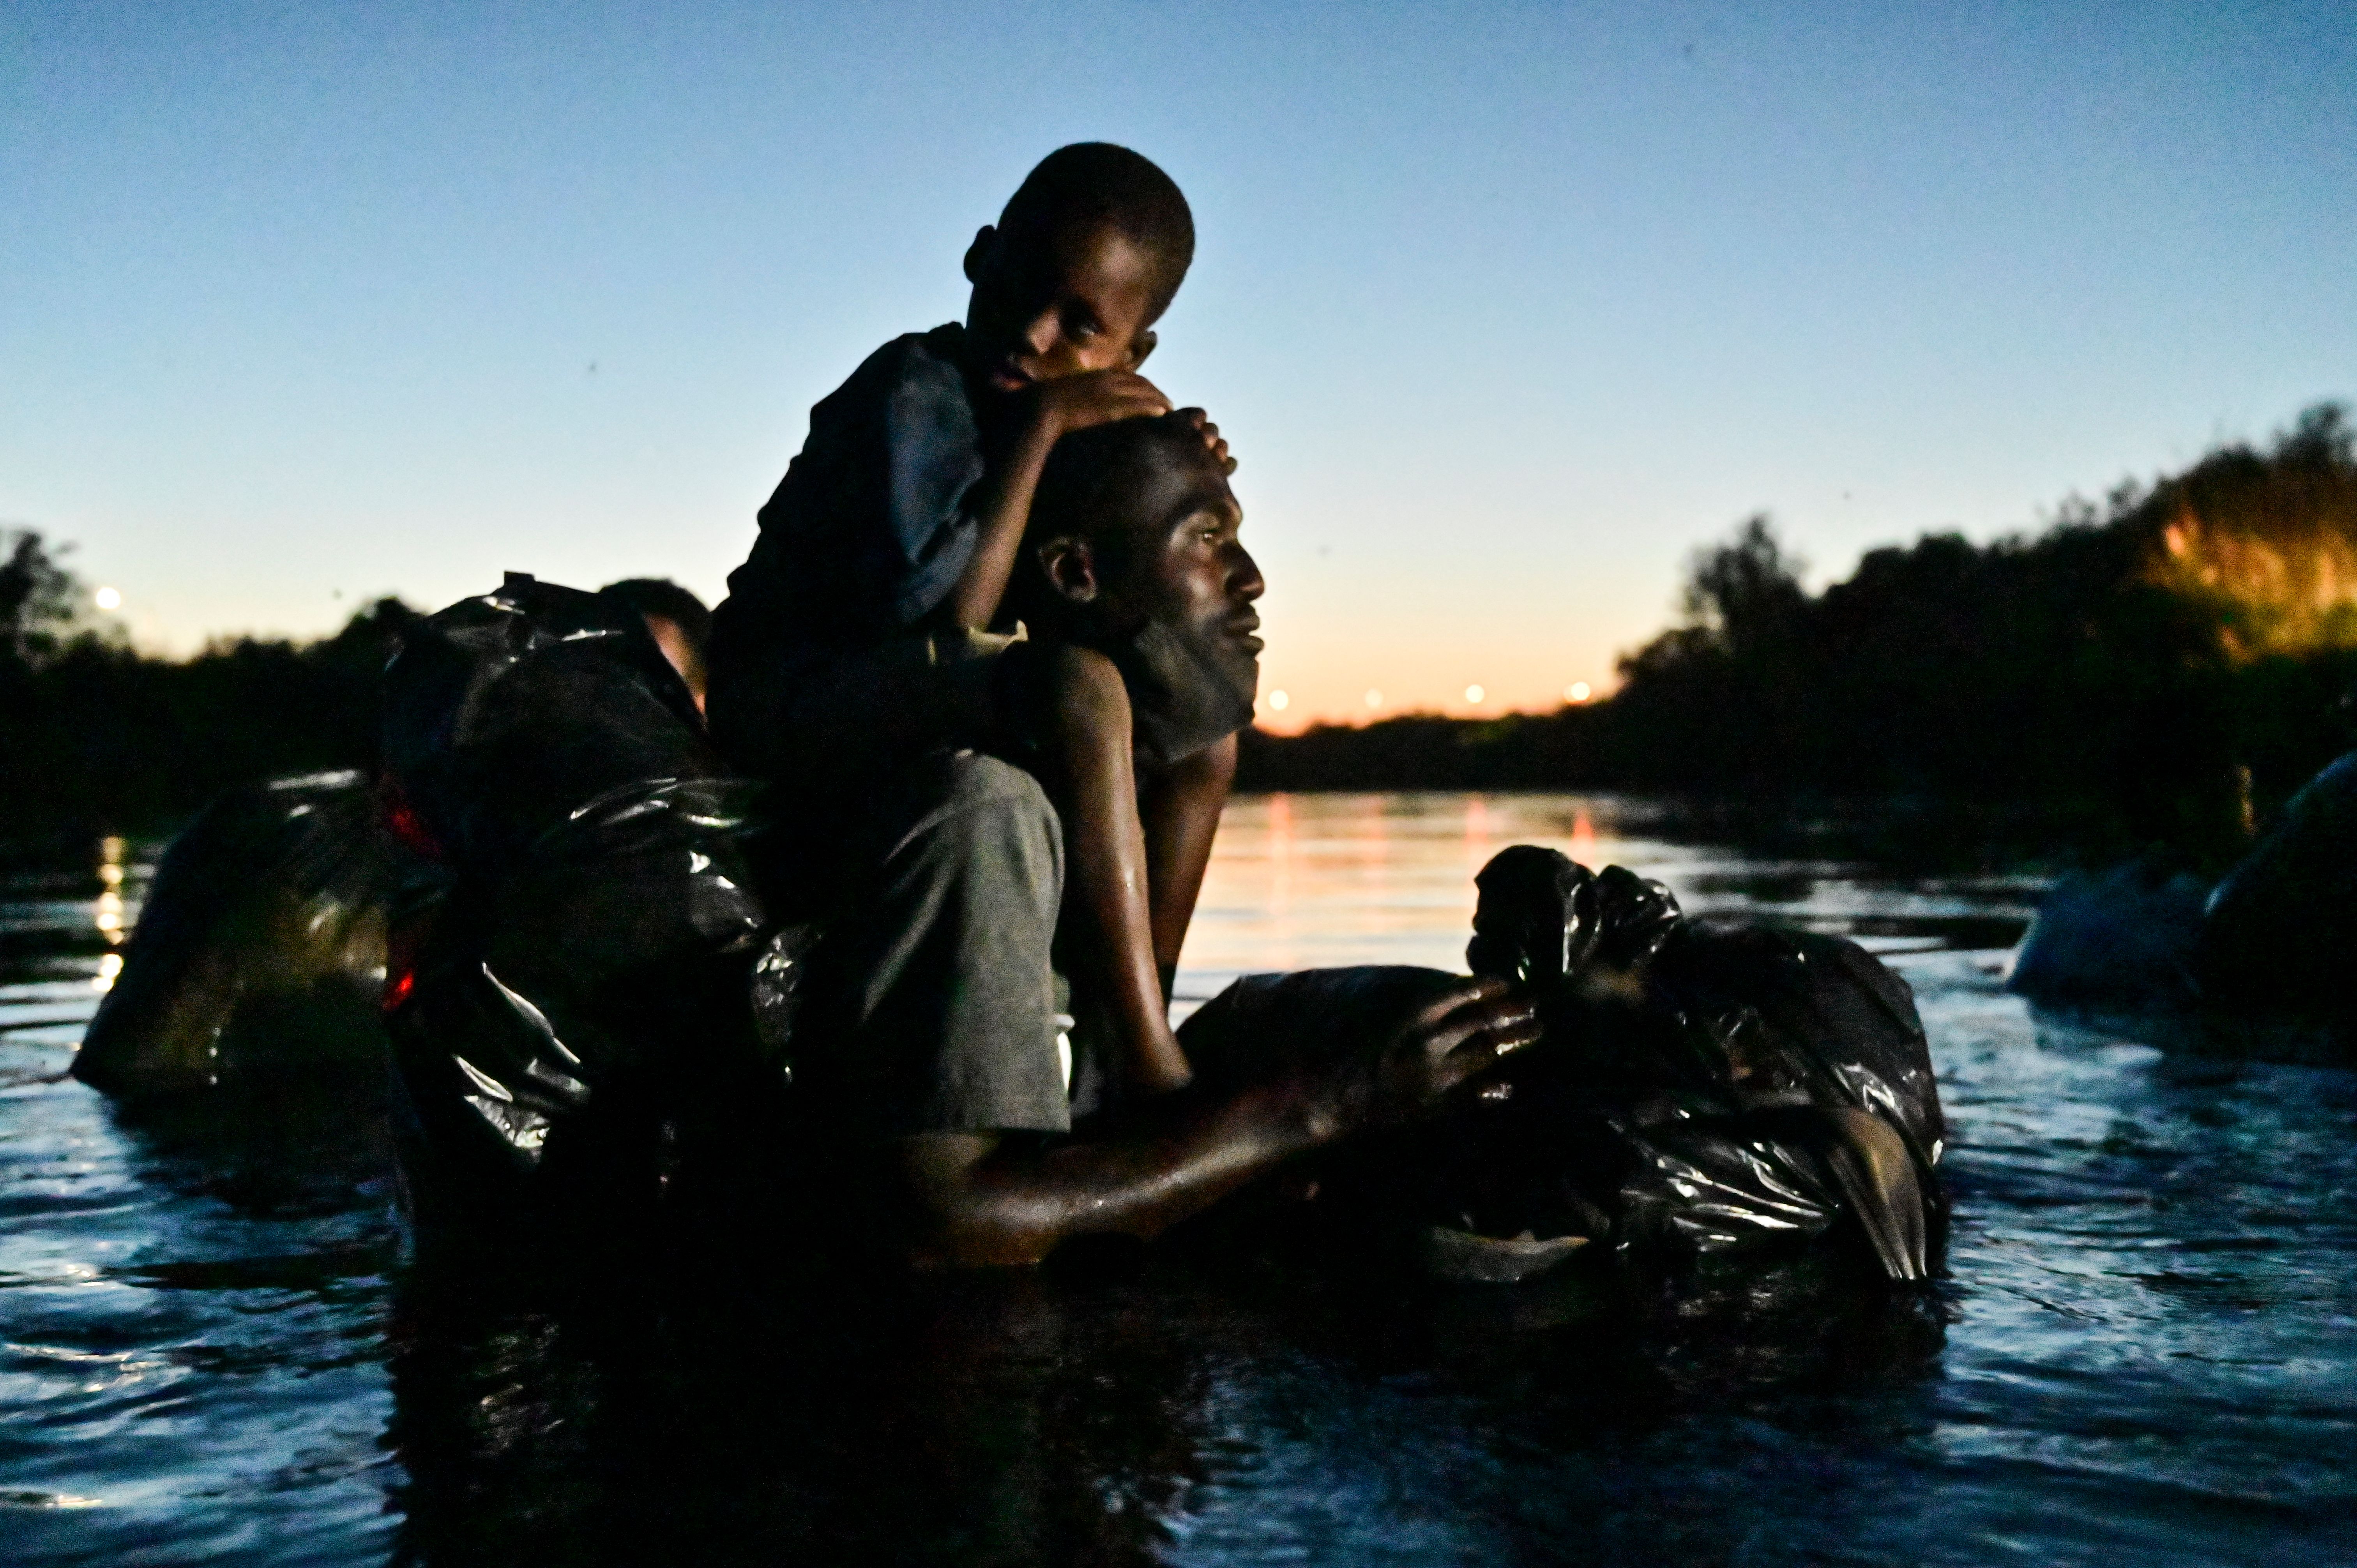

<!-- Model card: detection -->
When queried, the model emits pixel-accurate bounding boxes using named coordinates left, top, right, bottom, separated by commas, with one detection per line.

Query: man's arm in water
left=885, top=978, right=1538, bottom=1268
left=1138, top=731, right=1237, bottom=1000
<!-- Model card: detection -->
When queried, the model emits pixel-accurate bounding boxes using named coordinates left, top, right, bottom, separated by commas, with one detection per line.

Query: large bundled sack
left=2005, top=857, right=2208, bottom=1021
left=379, top=574, right=806, bottom=1225
left=2000, top=747, right=2357, bottom=1067
left=72, top=770, right=397, bottom=1098
left=2196, top=750, right=2357, bottom=1062
left=1181, top=846, right=1946, bottom=1284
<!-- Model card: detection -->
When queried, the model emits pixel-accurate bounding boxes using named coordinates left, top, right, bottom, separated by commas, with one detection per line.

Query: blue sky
left=5, top=1, right=2351, bottom=722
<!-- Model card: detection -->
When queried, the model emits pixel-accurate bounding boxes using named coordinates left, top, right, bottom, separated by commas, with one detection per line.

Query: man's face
left=1095, top=441, right=1265, bottom=692
left=964, top=219, right=1161, bottom=395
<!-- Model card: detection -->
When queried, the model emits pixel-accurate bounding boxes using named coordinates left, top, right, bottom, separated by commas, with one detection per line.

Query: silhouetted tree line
left=7, top=402, right=2353, bottom=864
left=2, top=531, right=413, bottom=839
left=1240, top=403, right=2357, bottom=864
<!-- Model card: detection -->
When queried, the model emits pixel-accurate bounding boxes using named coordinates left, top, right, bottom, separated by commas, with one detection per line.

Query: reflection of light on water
left=1268, top=791, right=1293, bottom=918
left=1183, top=793, right=1676, bottom=984
left=1350, top=794, right=1387, bottom=862
left=94, top=835, right=127, bottom=986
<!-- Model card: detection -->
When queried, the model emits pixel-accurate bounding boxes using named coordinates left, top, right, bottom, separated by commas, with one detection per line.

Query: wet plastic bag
left=2199, top=749, right=2357, bottom=1054
left=1180, top=846, right=1946, bottom=1283
left=73, top=770, right=397, bottom=1097
left=379, top=575, right=806, bottom=1222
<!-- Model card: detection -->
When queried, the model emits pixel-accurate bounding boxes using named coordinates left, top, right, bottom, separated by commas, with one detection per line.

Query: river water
left=3, top=793, right=2352, bottom=1565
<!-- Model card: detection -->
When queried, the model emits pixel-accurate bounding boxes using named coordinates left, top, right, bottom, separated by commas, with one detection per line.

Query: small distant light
left=94, top=586, right=122, bottom=611
left=1465, top=684, right=1486, bottom=704
left=1364, top=689, right=1383, bottom=708
left=1567, top=682, right=1592, bottom=703
left=93, top=952, right=124, bottom=992
left=1268, top=689, right=1290, bottom=712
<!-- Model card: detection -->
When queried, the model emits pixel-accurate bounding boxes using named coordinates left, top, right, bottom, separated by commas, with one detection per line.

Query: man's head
left=1017, top=413, right=1263, bottom=758
left=963, top=144, right=1194, bottom=397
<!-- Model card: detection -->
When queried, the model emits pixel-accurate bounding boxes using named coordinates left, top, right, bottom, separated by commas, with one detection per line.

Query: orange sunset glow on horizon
left=5, top=2, right=2346, bottom=728
left=1251, top=668, right=1610, bottom=733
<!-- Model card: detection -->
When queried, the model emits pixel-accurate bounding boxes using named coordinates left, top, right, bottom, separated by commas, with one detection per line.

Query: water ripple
left=1, top=796, right=2352, bottom=1566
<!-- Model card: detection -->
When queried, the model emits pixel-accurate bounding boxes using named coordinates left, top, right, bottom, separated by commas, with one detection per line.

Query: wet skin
left=1035, top=428, right=1265, bottom=991
left=889, top=431, right=1541, bottom=1268
left=891, top=978, right=1540, bottom=1269
left=1033, top=427, right=1267, bottom=684
left=943, top=220, right=1230, bottom=1098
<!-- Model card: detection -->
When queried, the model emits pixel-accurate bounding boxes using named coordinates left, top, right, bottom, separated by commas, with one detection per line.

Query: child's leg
left=1138, top=730, right=1239, bottom=1000
left=1032, top=644, right=1193, bottom=1095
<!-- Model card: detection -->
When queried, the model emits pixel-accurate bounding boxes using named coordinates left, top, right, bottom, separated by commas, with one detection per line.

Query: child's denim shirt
left=714, top=322, right=987, bottom=680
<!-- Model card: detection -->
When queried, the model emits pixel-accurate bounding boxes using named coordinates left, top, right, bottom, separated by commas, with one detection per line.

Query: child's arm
left=944, top=371, right=1170, bottom=630
left=1139, top=731, right=1238, bottom=999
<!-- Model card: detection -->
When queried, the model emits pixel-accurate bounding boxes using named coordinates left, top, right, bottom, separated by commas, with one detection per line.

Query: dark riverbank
left=0, top=561, right=411, bottom=848
left=8, top=403, right=2354, bottom=869
left=1240, top=404, right=2357, bottom=869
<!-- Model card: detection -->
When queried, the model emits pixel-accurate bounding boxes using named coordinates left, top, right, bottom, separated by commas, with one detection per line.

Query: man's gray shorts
left=800, top=749, right=1075, bottom=1139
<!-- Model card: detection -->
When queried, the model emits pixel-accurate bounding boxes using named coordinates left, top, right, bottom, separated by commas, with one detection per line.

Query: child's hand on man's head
left=1177, top=408, right=1236, bottom=475
left=1031, top=369, right=1172, bottom=440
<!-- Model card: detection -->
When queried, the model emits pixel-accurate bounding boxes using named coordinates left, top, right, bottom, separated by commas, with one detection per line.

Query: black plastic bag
left=74, top=770, right=397, bottom=1097
left=2200, top=750, right=2357, bottom=1050
left=1180, top=846, right=1946, bottom=1284
left=379, top=574, right=804, bottom=1224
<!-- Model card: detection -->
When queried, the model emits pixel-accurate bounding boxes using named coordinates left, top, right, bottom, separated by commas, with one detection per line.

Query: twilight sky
left=5, top=1, right=2352, bottom=727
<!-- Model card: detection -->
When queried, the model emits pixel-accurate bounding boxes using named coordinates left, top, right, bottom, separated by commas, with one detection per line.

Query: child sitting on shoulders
left=709, top=144, right=1236, bottom=1099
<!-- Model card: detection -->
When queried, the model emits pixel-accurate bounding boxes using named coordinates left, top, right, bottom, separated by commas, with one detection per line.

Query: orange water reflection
left=1175, top=792, right=1670, bottom=1010
left=92, top=835, right=127, bottom=989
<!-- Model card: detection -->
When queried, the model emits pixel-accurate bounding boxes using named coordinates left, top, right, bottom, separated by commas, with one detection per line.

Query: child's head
left=963, top=144, right=1195, bottom=396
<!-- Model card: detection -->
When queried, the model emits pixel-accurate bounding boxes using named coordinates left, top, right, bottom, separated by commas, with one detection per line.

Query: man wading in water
left=777, top=413, right=1539, bottom=1267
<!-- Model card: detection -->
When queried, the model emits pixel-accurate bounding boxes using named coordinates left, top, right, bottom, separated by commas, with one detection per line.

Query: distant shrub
left=1243, top=402, right=2357, bottom=867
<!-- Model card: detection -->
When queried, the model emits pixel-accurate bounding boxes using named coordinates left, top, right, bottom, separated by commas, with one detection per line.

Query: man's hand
left=881, top=976, right=1539, bottom=1269
left=1347, top=978, right=1540, bottom=1130
left=1177, top=407, right=1236, bottom=474
left=1029, top=369, right=1171, bottom=441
